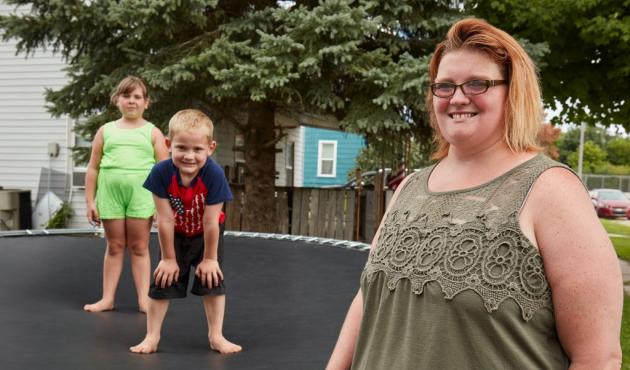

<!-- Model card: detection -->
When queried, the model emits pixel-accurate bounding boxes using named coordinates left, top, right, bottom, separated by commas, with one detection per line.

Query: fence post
left=354, top=168, right=362, bottom=241
left=374, top=170, right=385, bottom=235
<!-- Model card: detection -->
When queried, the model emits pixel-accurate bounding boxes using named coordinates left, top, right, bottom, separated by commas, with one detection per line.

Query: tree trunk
left=241, top=102, right=278, bottom=232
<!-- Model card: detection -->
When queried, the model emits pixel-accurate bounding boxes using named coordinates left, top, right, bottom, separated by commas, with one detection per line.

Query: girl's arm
left=85, top=127, right=104, bottom=225
left=525, top=167, right=622, bottom=370
left=326, top=173, right=414, bottom=370
left=152, top=127, right=169, bottom=162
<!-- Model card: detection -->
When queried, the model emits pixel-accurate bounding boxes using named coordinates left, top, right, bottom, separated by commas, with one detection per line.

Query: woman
left=326, top=18, right=622, bottom=370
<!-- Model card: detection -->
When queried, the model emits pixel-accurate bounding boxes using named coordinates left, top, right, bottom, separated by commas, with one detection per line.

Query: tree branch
left=262, top=125, right=287, bottom=149
left=201, top=102, right=249, bottom=131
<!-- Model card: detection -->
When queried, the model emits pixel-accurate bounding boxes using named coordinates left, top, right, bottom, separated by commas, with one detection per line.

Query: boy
left=130, top=109, right=242, bottom=354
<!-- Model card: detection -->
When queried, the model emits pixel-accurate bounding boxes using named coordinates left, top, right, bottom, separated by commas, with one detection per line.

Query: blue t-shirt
left=144, top=158, right=233, bottom=236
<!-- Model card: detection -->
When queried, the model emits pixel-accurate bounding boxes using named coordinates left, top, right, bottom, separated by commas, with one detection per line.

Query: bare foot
left=129, top=336, right=160, bottom=354
left=83, top=300, right=114, bottom=312
left=209, top=335, right=242, bottom=354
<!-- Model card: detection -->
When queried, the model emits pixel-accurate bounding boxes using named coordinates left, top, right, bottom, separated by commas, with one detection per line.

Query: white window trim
left=286, top=141, right=294, bottom=170
left=317, top=140, right=337, bottom=178
left=71, top=166, right=87, bottom=189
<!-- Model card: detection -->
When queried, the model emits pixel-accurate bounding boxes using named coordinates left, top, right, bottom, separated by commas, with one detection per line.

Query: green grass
left=601, top=219, right=630, bottom=261
left=612, top=236, right=630, bottom=261
left=623, top=295, right=630, bottom=370
left=601, top=219, right=630, bottom=236
left=602, top=219, right=630, bottom=368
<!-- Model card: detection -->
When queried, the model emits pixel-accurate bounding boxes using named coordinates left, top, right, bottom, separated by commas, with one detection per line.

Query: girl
left=84, top=76, right=169, bottom=313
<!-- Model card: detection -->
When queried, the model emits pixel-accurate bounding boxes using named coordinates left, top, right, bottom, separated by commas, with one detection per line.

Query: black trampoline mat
left=0, top=235, right=366, bottom=370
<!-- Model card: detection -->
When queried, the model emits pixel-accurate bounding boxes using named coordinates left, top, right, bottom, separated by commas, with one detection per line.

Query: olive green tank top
left=99, top=121, right=156, bottom=172
left=353, top=154, right=571, bottom=370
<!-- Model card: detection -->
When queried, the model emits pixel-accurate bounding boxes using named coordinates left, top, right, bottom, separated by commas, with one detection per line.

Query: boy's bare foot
left=209, top=335, right=242, bottom=354
left=83, top=300, right=114, bottom=312
left=129, top=336, right=160, bottom=354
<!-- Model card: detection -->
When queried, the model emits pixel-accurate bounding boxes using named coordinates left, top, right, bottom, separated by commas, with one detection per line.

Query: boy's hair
left=426, top=18, right=542, bottom=159
left=110, top=76, right=149, bottom=105
left=168, top=109, right=214, bottom=142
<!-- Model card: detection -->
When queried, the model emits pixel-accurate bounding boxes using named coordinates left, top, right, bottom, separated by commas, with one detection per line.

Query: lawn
left=623, top=296, right=630, bottom=370
left=601, top=219, right=630, bottom=261
left=601, top=219, right=630, bottom=368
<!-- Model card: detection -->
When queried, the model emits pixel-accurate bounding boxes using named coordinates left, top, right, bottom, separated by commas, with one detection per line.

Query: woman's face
left=433, top=49, right=508, bottom=154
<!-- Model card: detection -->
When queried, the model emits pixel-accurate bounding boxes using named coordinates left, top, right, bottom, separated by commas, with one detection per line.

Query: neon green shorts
left=96, top=170, right=155, bottom=219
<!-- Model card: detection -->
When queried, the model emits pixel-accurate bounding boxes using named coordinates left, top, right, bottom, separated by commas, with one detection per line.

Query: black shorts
left=149, top=223, right=226, bottom=299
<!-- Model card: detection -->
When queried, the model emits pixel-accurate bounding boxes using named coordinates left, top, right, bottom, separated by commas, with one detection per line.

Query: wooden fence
left=224, top=185, right=393, bottom=242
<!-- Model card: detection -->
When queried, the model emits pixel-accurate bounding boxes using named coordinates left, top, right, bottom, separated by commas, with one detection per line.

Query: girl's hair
left=168, top=109, right=214, bottom=142
left=427, top=18, right=542, bottom=159
left=110, top=76, right=149, bottom=105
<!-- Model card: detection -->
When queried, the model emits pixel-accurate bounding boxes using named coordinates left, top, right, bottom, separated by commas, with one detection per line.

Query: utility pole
left=577, top=121, right=586, bottom=178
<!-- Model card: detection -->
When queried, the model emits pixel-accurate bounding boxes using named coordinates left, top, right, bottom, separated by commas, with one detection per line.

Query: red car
left=590, top=188, right=630, bottom=219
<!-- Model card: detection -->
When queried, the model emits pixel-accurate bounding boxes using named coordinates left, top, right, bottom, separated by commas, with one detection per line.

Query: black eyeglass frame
left=430, top=79, right=507, bottom=98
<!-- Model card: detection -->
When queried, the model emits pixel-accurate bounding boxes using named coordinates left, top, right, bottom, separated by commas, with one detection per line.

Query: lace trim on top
left=363, top=154, right=562, bottom=321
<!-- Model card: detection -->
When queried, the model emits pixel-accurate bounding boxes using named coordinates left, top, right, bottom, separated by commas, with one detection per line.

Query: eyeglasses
left=430, top=80, right=507, bottom=98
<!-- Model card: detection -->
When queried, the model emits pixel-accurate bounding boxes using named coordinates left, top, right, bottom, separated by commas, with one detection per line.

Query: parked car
left=590, top=188, right=630, bottom=219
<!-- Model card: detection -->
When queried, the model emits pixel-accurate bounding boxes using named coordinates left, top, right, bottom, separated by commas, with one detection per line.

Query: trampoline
left=0, top=232, right=367, bottom=370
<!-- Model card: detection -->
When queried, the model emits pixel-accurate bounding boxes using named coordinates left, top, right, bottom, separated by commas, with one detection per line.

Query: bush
left=46, top=202, right=73, bottom=229
left=593, top=163, right=630, bottom=175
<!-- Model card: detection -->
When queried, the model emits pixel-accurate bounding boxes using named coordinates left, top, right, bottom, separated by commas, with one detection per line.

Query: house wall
left=302, top=126, right=365, bottom=187
left=1, top=4, right=72, bottom=228
left=275, top=126, right=304, bottom=187
left=294, top=126, right=305, bottom=187
left=213, top=118, right=236, bottom=168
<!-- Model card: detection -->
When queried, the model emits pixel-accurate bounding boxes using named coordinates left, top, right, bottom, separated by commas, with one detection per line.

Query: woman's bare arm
left=526, top=167, right=622, bottom=370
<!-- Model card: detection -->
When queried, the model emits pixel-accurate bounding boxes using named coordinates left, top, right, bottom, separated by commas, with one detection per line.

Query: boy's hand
left=195, top=259, right=223, bottom=288
left=154, top=258, right=179, bottom=288
left=86, top=203, right=100, bottom=226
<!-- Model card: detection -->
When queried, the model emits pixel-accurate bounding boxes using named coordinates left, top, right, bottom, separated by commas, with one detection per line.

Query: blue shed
left=300, top=126, right=365, bottom=187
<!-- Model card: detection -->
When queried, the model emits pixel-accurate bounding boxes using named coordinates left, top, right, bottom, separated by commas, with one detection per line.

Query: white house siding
left=274, top=126, right=305, bottom=187
left=293, top=126, right=304, bottom=187
left=67, top=189, right=89, bottom=228
left=1, top=4, right=72, bottom=228
left=275, top=135, right=288, bottom=186
left=213, top=118, right=236, bottom=170
left=275, top=130, right=301, bottom=186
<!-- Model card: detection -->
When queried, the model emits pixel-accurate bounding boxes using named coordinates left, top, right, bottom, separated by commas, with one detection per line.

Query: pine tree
left=1, top=0, right=458, bottom=231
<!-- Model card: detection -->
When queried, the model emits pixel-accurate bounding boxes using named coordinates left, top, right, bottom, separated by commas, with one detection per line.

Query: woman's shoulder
left=527, top=161, right=589, bottom=213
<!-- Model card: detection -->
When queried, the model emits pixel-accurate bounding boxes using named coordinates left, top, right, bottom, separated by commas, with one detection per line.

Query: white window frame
left=317, top=140, right=337, bottom=178
left=234, top=133, right=245, bottom=163
left=286, top=141, right=294, bottom=170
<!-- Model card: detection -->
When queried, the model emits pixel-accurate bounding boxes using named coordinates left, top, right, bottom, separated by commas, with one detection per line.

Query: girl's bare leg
left=84, top=219, right=126, bottom=312
left=126, top=217, right=152, bottom=312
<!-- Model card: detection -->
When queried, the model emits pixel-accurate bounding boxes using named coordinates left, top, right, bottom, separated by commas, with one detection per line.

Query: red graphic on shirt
left=167, top=175, right=223, bottom=236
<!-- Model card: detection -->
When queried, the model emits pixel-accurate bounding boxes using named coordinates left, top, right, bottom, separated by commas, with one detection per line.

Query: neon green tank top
left=99, top=121, right=156, bottom=172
